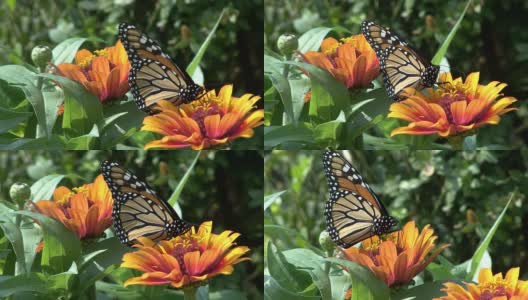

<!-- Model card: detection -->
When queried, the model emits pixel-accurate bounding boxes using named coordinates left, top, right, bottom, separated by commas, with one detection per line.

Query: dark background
left=0, top=150, right=263, bottom=298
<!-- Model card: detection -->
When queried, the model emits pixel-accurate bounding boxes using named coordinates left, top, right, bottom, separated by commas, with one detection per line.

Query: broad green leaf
left=0, top=273, right=48, bottom=297
left=14, top=211, right=81, bottom=274
left=325, top=257, right=390, bottom=300
left=313, top=112, right=345, bottom=146
left=167, top=150, right=201, bottom=210
left=468, top=195, right=512, bottom=279
left=267, top=243, right=311, bottom=293
left=0, top=107, right=32, bottom=133
left=0, top=65, right=49, bottom=138
left=264, top=53, right=283, bottom=75
left=186, top=9, right=225, bottom=76
left=268, top=71, right=294, bottom=123
left=65, top=124, right=99, bottom=149
left=285, top=61, right=349, bottom=113
left=0, top=209, right=27, bottom=274
left=0, top=136, right=65, bottom=150
left=297, top=27, right=332, bottom=53
left=391, top=280, right=466, bottom=300
left=30, top=174, right=65, bottom=202
left=264, top=275, right=320, bottom=300
left=284, top=248, right=332, bottom=299
left=37, top=73, right=103, bottom=128
left=431, top=0, right=472, bottom=64
left=264, top=191, right=287, bottom=211
left=264, top=125, right=314, bottom=149
left=52, top=38, right=88, bottom=65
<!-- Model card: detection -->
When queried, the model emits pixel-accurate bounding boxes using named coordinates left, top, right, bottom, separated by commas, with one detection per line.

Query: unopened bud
left=10, top=182, right=31, bottom=206
left=31, top=45, right=52, bottom=68
left=277, top=34, right=298, bottom=56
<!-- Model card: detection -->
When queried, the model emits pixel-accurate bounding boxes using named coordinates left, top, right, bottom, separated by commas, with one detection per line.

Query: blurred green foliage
left=0, top=150, right=263, bottom=298
left=265, top=150, right=528, bottom=277
left=264, top=0, right=528, bottom=147
left=1, top=0, right=263, bottom=97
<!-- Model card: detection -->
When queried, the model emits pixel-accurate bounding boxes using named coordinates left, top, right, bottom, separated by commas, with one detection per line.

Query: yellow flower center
left=78, top=49, right=109, bottom=68
left=94, top=49, right=109, bottom=57
left=73, top=186, right=88, bottom=195
left=187, top=91, right=219, bottom=111
left=479, top=279, right=509, bottom=299
left=56, top=191, right=74, bottom=206
left=323, top=42, right=340, bottom=55
left=78, top=54, right=96, bottom=68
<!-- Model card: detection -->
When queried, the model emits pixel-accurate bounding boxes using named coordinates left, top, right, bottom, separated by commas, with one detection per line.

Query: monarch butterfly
left=323, top=150, right=397, bottom=248
left=101, top=161, right=191, bottom=246
left=118, top=23, right=204, bottom=114
left=361, top=20, right=440, bottom=100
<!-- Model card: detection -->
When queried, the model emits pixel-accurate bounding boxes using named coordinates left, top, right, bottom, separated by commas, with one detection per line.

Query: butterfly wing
left=325, top=190, right=384, bottom=248
left=323, top=150, right=388, bottom=215
left=323, top=150, right=397, bottom=248
left=118, top=23, right=204, bottom=114
left=361, top=20, right=439, bottom=100
left=101, top=160, right=190, bottom=246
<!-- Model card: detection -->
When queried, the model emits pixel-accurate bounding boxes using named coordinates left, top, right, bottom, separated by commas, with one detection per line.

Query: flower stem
left=183, top=287, right=197, bottom=300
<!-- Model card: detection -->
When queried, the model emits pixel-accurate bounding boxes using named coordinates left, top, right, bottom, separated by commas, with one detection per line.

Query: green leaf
left=167, top=150, right=201, bottom=211
left=37, top=73, right=104, bottom=129
left=0, top=273, right=48, bottom=297
left=100, top=100, right=144, bottom=149
left=186, top=9, right=225, bottom=77
left=268, top=70, right=294, bottom=123
left=468, top=194, right=513, bottom=279
left=313, top=112, right=345, bottom=145
left=297, top=27, right=332, bottom=53
left=283, top=248, right=332, bottom=299
left=431, top=0, right=473, bottom=64
left=285, top=61, right=349, bottom=114
left=264, top=191, right=287, bottom=211
left=264, top=275, right=320, bottom=300
left=0, top=65, right=51, bottom=138
left=266, top=243, right=315, bottom=296
left=264, top=125, right=314, bottom=149
left=391, top=280, right=465, bottom=300
left=0, top=208, right=27, bottom=274
left=65, top=125, right=99, bottom=149
left=52, top=38, right=88, bottom=65
left=0, top=107, right=32, bottom=133
left=325, top=257, right=390, bottom=300
left=14, top=211, right=81, bottom=274
left=0, top=136, right=65, bottom=150
left=30, top=174, right=65, bottom=202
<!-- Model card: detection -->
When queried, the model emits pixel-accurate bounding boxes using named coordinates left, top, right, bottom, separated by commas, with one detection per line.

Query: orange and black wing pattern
left=101, top=161, right=190, bottom=246
left=322, top=150, right=397, bottom=248
left=361, top=20, right=439, bottom=100
left=118, top=23, right=204, bottom=114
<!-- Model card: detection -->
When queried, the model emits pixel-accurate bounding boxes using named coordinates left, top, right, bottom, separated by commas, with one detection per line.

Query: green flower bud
left=10, top=182, right=31, bottom=206
left=319, top=230, right=334, bottom=252
left=277, top=33, right=298, bottom=56
left=31, top=45, right=52, bottom=68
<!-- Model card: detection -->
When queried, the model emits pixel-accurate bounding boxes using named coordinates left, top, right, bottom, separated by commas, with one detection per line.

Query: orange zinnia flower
left=434, top=267, right=528, bottom=300
left=388, top=72, right=517, bottom=138
left=57, top=40, right=130, bottom=103
left=32, top=175, right=113, bottom=239
left=302, top=35, right=380, bottom=88
left=141, top=85, right=263, bottom=150
left=340, top=221, right=448, bottom=287
left=121, top=221, right=250, bottom=289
